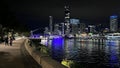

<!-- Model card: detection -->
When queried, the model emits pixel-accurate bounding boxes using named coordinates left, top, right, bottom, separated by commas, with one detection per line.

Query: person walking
left=4, top=36, right=8, bottom=45
left=9, top=37, right=13, bottom=46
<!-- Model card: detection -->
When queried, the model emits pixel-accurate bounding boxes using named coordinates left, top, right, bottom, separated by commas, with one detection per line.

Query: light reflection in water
left=108, top=46, right=118, bottom=67
left=51, top=37, right=64, bottom=62
left=105, top=40, right=120, bottom=67
left=41, top=37, right=120, bottom=67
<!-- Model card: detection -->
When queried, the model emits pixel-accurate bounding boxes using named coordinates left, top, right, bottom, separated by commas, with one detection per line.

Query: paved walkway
left=0, top=38, right=42, bottom=68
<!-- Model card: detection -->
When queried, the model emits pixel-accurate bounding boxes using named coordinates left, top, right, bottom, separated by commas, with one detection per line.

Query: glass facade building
left=110, top=15, right=118, bottom=32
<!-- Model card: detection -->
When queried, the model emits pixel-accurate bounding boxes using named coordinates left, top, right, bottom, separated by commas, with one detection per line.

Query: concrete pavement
left=0, top=38, right=42, bottom=68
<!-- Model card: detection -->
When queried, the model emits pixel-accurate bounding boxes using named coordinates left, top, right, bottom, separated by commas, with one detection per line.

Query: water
left=41, top=38, right=120, bottom=68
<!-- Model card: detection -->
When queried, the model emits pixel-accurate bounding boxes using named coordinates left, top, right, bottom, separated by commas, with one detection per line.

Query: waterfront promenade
left=0, top=38, right=41, bottom=68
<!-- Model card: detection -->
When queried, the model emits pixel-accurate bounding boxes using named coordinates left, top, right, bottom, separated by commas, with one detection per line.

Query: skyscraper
left=70, top=19, right=80, bottom=34
left=64, top=5, right=70, bottom=35
left=49, top=16, right=53, bottom=34
left=110, top=15, right=118, bottom=32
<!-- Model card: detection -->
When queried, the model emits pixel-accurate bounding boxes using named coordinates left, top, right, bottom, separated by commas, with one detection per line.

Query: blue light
left=30, top=34, right=40, bottom=38
left=108, top=42, right=115, bottom=46
left=110, top=15, right=118, bottom=19
left=51, top=37, right=64, bottom=61
left=52, top=37, right=64, bottom=46
left=109, top=47, right=118, bottom=67
left=106, top=40, right=117, bottom=46
left=70, top=19, right=80, bottom=24
left=53, top=35, right=63, bottom=39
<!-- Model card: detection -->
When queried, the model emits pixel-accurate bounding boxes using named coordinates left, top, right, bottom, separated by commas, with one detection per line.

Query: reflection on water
left=51, top=37, right=64, bottom=62
left=41, top=38, right=120, bottom=68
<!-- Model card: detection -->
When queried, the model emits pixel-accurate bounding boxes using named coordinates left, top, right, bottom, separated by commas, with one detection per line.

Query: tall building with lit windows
left=49, top=16, right=53, bottom=34
left=64, top=5, right=70, bottom=35
left=70, top=19, right=80, bottom=34
left=110, top=15, right=118, bottom=32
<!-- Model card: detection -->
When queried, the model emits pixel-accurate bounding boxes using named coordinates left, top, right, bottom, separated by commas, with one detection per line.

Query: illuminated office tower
left=110, top=15, right=118, bottom=32
left=64, top=5, right=70, bottom=35
left=49, top=16, right=53, bottom=34
left=70, top=19, right=80, bottom=34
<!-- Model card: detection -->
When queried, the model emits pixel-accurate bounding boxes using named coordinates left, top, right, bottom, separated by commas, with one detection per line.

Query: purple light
left=106, top=41, right=117, bottom=46
left=51, top=37, right=64, bottom=61
left=109, top=46, right=118, bottom=67
left=30, top=34, right=41, bottom=38
left=52, top=37, right=64, bottom=46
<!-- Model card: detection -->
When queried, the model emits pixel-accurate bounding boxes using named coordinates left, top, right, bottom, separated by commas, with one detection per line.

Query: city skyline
left=1, top=0, right=120, bottom=31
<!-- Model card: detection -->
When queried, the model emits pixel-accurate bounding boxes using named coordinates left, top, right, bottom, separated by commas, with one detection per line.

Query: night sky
left=1, top=0, right=120, bottom=32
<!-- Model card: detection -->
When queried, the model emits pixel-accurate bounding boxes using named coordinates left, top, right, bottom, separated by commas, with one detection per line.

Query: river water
left=41, top=37, right=120, bottom=68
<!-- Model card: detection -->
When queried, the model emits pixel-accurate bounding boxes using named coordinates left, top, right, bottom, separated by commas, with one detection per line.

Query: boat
left=105, top=33, right=120, bottom=40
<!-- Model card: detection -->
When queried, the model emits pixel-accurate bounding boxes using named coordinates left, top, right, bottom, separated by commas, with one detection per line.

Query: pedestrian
left=9, top=37, right=13, bottom=46
left=4, top=36, right=8, bottom=45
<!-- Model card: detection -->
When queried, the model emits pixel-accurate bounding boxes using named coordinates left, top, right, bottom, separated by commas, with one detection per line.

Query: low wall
left=24, top=39, right=67, bottom=68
